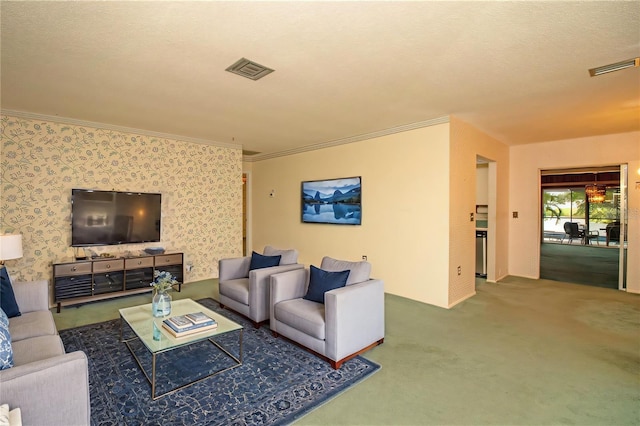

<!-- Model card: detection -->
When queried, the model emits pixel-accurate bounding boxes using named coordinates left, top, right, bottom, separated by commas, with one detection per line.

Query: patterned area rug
left=59, top=298, right=380, bottom=426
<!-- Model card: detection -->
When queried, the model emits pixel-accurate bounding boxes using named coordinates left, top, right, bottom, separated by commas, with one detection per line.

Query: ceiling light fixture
left=226, top=58, right=274, bottom=81
left=585, top=174, right=606, bottom=203
left=589, top=57, right=639, bottom=77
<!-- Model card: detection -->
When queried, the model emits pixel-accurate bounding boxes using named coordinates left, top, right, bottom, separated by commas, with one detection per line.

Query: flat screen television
left=71, top=189, right=161, bottom=246
left=301, top=176, right=362, bottom=225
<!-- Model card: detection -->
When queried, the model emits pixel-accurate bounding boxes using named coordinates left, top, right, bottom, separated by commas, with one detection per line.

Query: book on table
left=162, top=320, right=217, bottom=337
left=166, top=312, right=216, bottom=329
left=163, top=312, right=217, bottom=337
left=185, top=311, right=212, bottom=324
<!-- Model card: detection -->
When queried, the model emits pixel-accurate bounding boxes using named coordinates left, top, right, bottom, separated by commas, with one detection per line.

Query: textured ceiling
left=1, top=1, right=639, bottom=159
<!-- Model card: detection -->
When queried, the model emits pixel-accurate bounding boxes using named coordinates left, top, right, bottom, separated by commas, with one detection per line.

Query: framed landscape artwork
left=301, top=176, right=362, bottom=225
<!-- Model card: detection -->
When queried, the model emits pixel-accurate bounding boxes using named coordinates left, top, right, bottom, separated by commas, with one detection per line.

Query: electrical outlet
left=457, top=266, right=461, bottom=275
left=513, top=211, right=518, bottom=218
left=362, top=255, right=367, bottom=261
left=470, top=212, right=474, bottom=221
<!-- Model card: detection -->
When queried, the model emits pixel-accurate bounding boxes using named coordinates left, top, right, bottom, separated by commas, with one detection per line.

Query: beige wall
left=476, top=164, right=489, bottom=205
left=3, top=111, right=634, bottom=308
left=509, top=131, right=640, bottom=293
left=449, top=117, right=510, bottom=305
left=250, top=124, right=453, bottom=307
left=0, top=115, right=243, bottom=291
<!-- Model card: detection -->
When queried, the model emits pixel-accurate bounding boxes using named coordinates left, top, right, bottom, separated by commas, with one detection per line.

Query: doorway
left=540, top=166, right=628, bottom=290
left=242, top=171, right=252, bottom=256
left=476, top=156, right=496, bottom=283
left=242, top=173, right=247, bottom=255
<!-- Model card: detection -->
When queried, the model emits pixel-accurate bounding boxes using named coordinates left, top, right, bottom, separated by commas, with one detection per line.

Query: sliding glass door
left=618, top=165, right=628, bottom=290
left=542, top=187, right=619, bottom=243
left=540, top=166, right=627, bottom=290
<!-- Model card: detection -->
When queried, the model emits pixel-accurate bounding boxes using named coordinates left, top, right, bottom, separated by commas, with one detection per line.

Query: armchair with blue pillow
left=269, top=256, right=384, bottom=369
left=218, top=246, right=304, bottom=327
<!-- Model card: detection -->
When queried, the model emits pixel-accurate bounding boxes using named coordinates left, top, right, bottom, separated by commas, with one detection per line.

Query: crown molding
left=2, top=110, right=449, bottom=161
left=244, top=116, right=450, bottom=162
left=1, top=109, right=242, bottom=151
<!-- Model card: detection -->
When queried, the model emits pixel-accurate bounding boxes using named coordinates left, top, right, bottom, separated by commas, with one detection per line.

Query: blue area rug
left=59, top=298, right=380, bottom=425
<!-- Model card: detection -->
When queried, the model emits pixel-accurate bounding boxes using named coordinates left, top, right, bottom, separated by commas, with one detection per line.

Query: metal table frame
left=119, top=300, right=243, bottom=400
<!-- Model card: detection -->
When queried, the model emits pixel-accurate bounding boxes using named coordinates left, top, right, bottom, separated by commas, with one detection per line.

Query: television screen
left=71, top=189, right=161, bottom=246
left=301, top=176, right=362, bottom=225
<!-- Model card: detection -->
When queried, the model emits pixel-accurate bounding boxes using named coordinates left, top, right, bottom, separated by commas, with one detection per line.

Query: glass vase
left=152, top=288, right=172, bottom=317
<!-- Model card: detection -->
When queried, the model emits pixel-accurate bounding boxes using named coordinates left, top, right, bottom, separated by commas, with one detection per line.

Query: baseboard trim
left=448, top=291, right=476, bottom=308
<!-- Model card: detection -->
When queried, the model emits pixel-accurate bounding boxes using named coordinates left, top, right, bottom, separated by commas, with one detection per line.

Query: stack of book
left=162, top=312, right=217, bottom=337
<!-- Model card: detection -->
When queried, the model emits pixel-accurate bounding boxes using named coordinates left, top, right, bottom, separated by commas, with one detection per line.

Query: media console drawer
left=125, top=257, right=155, bottom=269
left=155, top=254, right=182, bottom=266
left=93, top=259, right=125, bottom=273
left=54, top=262, right=92, bottom=276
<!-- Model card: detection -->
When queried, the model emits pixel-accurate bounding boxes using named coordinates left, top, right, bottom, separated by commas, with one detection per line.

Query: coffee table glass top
left=119, top=298, right=242, bottom=353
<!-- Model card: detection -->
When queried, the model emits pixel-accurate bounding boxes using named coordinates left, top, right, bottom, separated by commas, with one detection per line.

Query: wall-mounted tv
left=71, top=189, right=162, bottom=246
left=301, top=176, right=362, bottom=225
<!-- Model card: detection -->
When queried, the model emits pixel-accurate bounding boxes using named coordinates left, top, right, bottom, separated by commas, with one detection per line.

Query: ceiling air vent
left=226, top=58, right=274, bottom=81
left=589, top=57, right=639, bottom=77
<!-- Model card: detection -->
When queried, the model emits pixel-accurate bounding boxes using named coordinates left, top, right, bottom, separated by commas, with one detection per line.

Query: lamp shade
left=0, top=234, right=23, bottom=261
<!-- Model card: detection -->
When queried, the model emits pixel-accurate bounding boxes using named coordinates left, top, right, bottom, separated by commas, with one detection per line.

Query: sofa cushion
left=0, top=404, right=22, bottom=426
left=275, top=298, right=326, bottom=340
left=0, top=268, right=21, bottom=318
left=249, top=251, right=281, bottom=271
left=6, top=406, right=22, bottom=426
left=8, top=311, right=57, bottom=342
left=303, top=265, right=350, bottom=304
left=11, top=335, right=65, bottom=367
left=0, top=307, right=8, bottom=329
left=219, top=278, right=250, bottom=305
left=263, top=246, right=299, bottom=265
left=320, top=257, right=371, bottom=285
left=0, top=309, right=13, bottom=370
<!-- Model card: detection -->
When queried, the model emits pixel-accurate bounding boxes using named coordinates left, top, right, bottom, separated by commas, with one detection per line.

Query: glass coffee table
left=119, top=298, right=243, bottom=400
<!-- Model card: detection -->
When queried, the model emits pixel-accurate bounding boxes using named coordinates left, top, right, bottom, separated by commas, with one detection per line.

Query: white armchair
left=218, top=246, right=304, bottom=327
left=270, top=257, right=384, bottom=369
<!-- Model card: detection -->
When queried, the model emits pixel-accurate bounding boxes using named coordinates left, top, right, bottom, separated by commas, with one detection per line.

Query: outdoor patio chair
left=606, top=222, right=621, bottom=246
left=562, top=222, right=584, bottom=244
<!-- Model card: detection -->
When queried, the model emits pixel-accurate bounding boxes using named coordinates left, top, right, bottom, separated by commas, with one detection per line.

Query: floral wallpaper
left=1, top=114, right=243, bottom=296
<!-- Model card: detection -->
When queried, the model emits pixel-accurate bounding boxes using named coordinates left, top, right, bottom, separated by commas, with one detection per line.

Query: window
left=542, top=187, right=620, bottom=243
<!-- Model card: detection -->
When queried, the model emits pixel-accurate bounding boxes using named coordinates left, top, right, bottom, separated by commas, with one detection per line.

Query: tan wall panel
left=251, top=124, right=452, bottom=307
left=509, top=132, right=640, bottom=293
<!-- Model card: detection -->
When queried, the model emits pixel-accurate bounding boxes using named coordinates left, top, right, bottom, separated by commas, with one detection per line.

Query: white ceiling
left=2, top=1, right=639, bottom=159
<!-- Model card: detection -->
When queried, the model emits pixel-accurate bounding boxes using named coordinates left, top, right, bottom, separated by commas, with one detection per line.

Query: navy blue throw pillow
left=0, top=267, right=21, bottom=318
left=303, top=265, right=350, bottom=304
left=249, top=251, right=282, bottom=271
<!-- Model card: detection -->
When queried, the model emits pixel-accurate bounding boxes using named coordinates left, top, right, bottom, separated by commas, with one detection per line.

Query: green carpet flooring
left=53, top=277, right=640, bottom=425
left=540, top=242, right=626, bottom=289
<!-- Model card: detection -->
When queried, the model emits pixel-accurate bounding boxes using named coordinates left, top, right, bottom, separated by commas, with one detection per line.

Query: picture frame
left=301, top=176, right=362, bottom=225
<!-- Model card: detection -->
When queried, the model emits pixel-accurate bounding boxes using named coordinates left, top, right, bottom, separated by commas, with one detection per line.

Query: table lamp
left=0, top=233, right=23, bottom=266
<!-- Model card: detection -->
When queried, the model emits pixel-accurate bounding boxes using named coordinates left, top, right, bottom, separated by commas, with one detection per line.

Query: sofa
left=0, top=279, right=90, bottom=426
